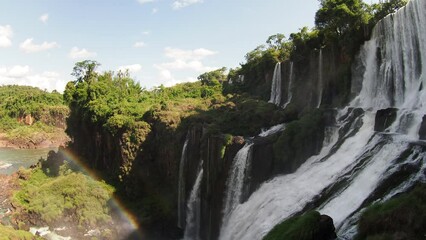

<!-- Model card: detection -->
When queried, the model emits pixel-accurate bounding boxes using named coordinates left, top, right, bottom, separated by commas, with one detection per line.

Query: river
left=0, top=148, right=56, bottom=175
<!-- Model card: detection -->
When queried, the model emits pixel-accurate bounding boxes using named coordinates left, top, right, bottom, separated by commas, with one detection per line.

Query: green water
left=0, top=148, right=56, bottom=175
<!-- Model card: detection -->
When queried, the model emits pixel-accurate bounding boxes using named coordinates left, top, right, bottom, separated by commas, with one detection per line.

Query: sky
left=0, top=0, right=379, bottom=92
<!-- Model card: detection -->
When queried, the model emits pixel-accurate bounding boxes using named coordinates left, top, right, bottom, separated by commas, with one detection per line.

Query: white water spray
left=219, top=1, right=426, bottom=239
left=269, top=62, right=282, bottom=106
left=221, top=143, right=253, bottom=223
left=183, top=161, right=204, bottom=240
left=178, top=137, right=189, bottom=229
left=317, top=49, right=323, bottom=108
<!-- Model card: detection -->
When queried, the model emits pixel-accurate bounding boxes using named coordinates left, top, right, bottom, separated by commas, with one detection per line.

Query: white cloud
left=117, top=64, right=142, bottom=73
left=7, top=65, right=30, bottom=78
left=164, top=47, right=217, bottom=61
left=20, top=38, right=59, bottom=53
left=160, top=59, right=216, bottom=72
left=69, top=47, right=97, bottom=59
left=0, top=65, right=66, bottom=92
left=172, top=0, right=203, bottom=10
left=0, top=25, right=13, bottom=48
left=40, top=14, right=49, bottom=23
left=152, top=8, right=158, bottom=14
left=133, top=41, right=145, bottom=48
left=137, top=0, right=155, bottom=5
left=159, top=47, right=217, bottom=72
left=164, top=77, right=197, bottom=87
left=154, top=66, right=172, bottom=80
left=154, top=46, right=217, bottom=86
left=142, top=31, right=150, bottom=35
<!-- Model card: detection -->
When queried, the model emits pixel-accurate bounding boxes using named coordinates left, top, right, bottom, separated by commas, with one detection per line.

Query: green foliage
left=65, top=68, right=224, bottom=138
left=0, top=224, right=40, bottom=240
left=190, top=95, right=288, bottom=137
left=0, top=85, right=65, bottom=118
left=263, top=211, right=321, bottom=240
left=370, top=0, right=408, bottom=22
left=273, top=110, right=324, bottom=173
left=6, top=122, right=56, bottom=140
left=289, top=27, right=321, bottom=61
left=71, top=60, right=101, bottom=83
left=220, top=134, right=234, bottom=159
left=356, top=184, right=426, bottom=240
left=65, top=62, right=226, bottom=179
left=0, top=85, right=68, bottom=131
left=315, top=0, right=371, bottom=37
left=198, top=67, right=227, bottom=87
left=13, top=168, right=114, bottom=227
left=0, top=85, right=69, bottom=146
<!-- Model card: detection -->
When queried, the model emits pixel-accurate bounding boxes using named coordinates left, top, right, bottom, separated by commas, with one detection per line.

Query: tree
left=370, top=0, right=408, bottom=22
left=315, top=0, right=371, bottom=37
left=71, top=60, right=101, bottom=83
left=198, top=67, right=227, bottom=86
left=266, top=34, right=286, bottom=50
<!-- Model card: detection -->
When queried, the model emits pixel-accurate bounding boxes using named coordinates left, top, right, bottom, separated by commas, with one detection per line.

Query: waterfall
left=178, top=137, right=189, bottom=229
left=219, top=1, right=426, bottom=239
left=221, top=143, right=254, bottom=223
left=282, top=62, right=294, bottom=109
left=317, top=49, right=323, bottom=108
left=183, top=161, right=204, bottom=240
left=268, top=62, right=282, bottom=106
left=351, top=0, right=426, bottom=111
left=239, top=75, right=245, bottom=83
left=219, top=124, right=285, bottom=239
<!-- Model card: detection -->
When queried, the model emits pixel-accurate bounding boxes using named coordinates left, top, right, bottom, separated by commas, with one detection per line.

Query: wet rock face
left=374, top=108, right=398, bottom=132
left=418, top=115, right=426, bottom=140
left=318, top=215, right=337, bottom=240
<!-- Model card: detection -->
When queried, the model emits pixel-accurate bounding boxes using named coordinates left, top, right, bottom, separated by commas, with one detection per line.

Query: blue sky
left=0, top=0, right=376, bottom=92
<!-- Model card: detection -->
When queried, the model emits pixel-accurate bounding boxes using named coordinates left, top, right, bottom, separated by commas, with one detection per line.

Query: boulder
left=318, top=215, right=337, bottom=240
left=374, top=108, right=397, bottom=132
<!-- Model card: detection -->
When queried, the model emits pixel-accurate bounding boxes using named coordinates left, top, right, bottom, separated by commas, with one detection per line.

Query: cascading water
left=219, top=0, right=426, bottom=239
left=238, top=75, right=245, bottom=84
left=183, top=161, right=204, bottom=240
left=282, top=62, right=294, bottom=109
left=221, top=143, right=254, bottom=224
left=178, top=137, right=189, bottom=229
left=351, top=0, right=426, bottom=111
left=268, top=62, right=282, bottom=106
left=219, top=124, right=285, bottom=239
left=317, top=49, right=323, bottom=108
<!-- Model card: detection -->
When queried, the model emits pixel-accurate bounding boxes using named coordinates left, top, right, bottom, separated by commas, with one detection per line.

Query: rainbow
left=58, top=148, right=143, bottom=239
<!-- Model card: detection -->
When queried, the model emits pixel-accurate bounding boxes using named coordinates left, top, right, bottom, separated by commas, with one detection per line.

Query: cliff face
left=236, top=43, right=353, bottom=112
left=65, top=45, right=354, bottom=240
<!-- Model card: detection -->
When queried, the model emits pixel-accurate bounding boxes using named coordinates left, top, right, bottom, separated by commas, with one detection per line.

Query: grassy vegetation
left=263, top=211, right=323, bottom=240
left=0, top=85, right=64, bottom=118
left=0, top=224, right=41, bottom=240
left=4, top=122, right=66, bottom=145
left=0, top=85, right=69, bottom=147
left=12, top=167, right=114, bottom=227
left=188, top=94, right=290, bottom=137
left=356, top=184, right=426, bottom=240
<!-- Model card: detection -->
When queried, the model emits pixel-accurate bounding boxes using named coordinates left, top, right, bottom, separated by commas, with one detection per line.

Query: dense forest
left=2, top=0, right=425, bottom=239
left=0, top=85, right=69, bottom=148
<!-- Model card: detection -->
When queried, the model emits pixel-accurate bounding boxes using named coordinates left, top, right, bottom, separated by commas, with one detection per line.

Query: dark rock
left=323, top=108, right=337, bottom=126
left=318, top=215, right=337, bottom=240
left=374, top=108, right=398, bottom=132
left=418, top=115, right=426, bottom=140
